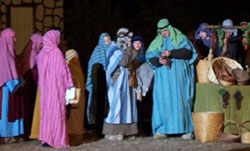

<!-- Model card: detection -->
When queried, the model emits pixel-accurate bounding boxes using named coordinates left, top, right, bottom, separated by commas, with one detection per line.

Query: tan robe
left=66, top=57, right=86, bottom=138
left=29, top=87, right=40, bottom=139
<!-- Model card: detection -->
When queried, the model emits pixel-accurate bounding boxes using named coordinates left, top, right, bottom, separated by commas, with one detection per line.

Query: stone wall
left=0, top=0, right=64, bottom=34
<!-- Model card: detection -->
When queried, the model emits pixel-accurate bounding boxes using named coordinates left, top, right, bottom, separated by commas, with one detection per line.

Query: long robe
left=29, top=87, right=40, bottom=139
left=0, top=28, right=24, bottom=137
left=66, top=55, right=86, bottom=137
left=0, top=79, right=24, bottom=137
left=38, top=30, right=73, bottom=148
left=146, top=37, right=197, bottom=135
left=86, top=33, right=109, bottom=125
left=8, top=34, right=41, bottom=138
left=103, top=44, right=137, bottom=135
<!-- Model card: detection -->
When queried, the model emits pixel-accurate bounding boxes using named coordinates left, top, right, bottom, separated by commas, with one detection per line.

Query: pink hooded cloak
left=0, top=28, right=17, bottom=87
left=37, top=30, right=73, bottom=148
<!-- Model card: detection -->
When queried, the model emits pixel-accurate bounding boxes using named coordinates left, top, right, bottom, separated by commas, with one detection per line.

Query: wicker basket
left=196, top=57, right=210, bottom=83
left=218, top=120, right=241, bottom=143
left=241, top=120, right=250, bottom=144
left=218, top=79, right=235, bottom=86
left=192, top=112, right=224, bottom=142
left=208, top=57, right=243, bottom=85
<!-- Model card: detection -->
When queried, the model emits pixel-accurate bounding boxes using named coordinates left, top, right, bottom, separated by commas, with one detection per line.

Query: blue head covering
left=132, top=36, right=146, bottom=63
left=195, top=23, right=212, bottom=38
left=86, top=32, right=111, bottom=92
left=86, top=32, right=111, bottom=123
left=195, top=23, right=212, bottom=47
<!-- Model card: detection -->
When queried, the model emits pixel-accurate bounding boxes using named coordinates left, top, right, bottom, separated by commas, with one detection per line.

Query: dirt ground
left=0, top=131, right=250, bottom=151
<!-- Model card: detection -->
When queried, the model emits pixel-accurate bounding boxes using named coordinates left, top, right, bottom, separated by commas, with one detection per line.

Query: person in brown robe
left=65, top=49, right=86, bottom=146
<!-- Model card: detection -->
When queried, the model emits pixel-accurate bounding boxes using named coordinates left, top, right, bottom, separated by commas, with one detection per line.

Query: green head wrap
left=157, top=18, right=170, bottom=33
left=146, top=18, right=186, bottom=54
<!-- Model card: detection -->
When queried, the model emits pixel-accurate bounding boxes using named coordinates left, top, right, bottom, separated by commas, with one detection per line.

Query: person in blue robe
left=86, top=33, right=111, bottom=136
left=103, top=27, right=138, bottom=141
left=146, top=18, right=197, bottom=139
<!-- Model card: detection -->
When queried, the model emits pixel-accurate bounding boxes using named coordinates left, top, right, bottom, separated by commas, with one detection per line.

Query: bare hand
left=137, top=93, right=142, bottom=102
left=164, top=50, right=171, bottom=57
left=159, top=57, right=167, bottom=65
left=161, top=50, right=171, bottom=57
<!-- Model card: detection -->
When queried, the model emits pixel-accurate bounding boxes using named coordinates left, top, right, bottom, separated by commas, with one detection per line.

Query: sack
left=69, top=88, right=81, bottom=104
left=196, top=58, right=210, bottom=83
left=129, top=72, right=138, bottom=88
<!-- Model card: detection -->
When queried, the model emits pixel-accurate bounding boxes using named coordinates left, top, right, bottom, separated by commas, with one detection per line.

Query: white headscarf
left=116, top=27, right=133, bottom=50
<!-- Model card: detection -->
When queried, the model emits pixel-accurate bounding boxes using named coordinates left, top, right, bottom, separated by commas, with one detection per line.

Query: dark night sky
left=63, top=0, right=250, bottom=72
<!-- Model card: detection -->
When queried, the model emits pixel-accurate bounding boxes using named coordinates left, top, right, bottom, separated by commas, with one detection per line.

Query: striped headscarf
left=86, top=33, right=111, bottom=92
left=30, top=34, right=43, bottom=69
left=0, top=28, right=18, bottom=87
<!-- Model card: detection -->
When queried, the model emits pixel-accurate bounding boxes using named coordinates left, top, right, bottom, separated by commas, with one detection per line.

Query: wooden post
left=246, top=47, right=250, bottom=72
left=202, top=25, right=243, bottom=29
left=222, top=29, right=228, bottom=56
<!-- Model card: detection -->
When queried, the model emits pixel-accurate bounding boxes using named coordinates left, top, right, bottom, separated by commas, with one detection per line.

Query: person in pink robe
left=0, top=28, right=24, bottom=141
left=0, top=28, right=18, bottom=87
left=37, top=30, right=74, bottom=148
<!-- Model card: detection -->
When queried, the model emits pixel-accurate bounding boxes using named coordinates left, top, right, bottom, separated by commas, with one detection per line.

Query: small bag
left=129, top=71, right=138, bottom=88
left=196, top=57, right=210, bottom=83
left=196, top=47, right=214, bottom=84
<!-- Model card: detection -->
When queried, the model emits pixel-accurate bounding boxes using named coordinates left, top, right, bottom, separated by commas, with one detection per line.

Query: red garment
left=7, top=34, right=42, bottom=139
left=8, top=89, right=24, bottom=122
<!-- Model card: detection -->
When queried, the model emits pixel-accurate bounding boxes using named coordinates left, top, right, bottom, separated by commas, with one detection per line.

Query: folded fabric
left=69, top=88, right=81, bottom=104
left=65, top=87, right=76, bottom=105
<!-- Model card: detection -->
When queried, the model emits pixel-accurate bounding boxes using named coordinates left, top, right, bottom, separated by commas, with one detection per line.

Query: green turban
left=146, top=18, right=186, bottom=54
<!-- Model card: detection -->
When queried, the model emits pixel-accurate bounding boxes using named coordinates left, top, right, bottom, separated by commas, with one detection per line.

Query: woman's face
left=104, top=36, right=111, bottom=45
left=133, top=41, right=142, bottom=51
left=199, top=31, right=208, bottom=40
left=13, top=37, right=16, bottom=42
left=161, top=30, right=170, bottom=37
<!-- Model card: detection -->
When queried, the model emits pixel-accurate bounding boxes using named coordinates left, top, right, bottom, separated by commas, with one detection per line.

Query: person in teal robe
left=146, top=18, right=197, bottom=139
